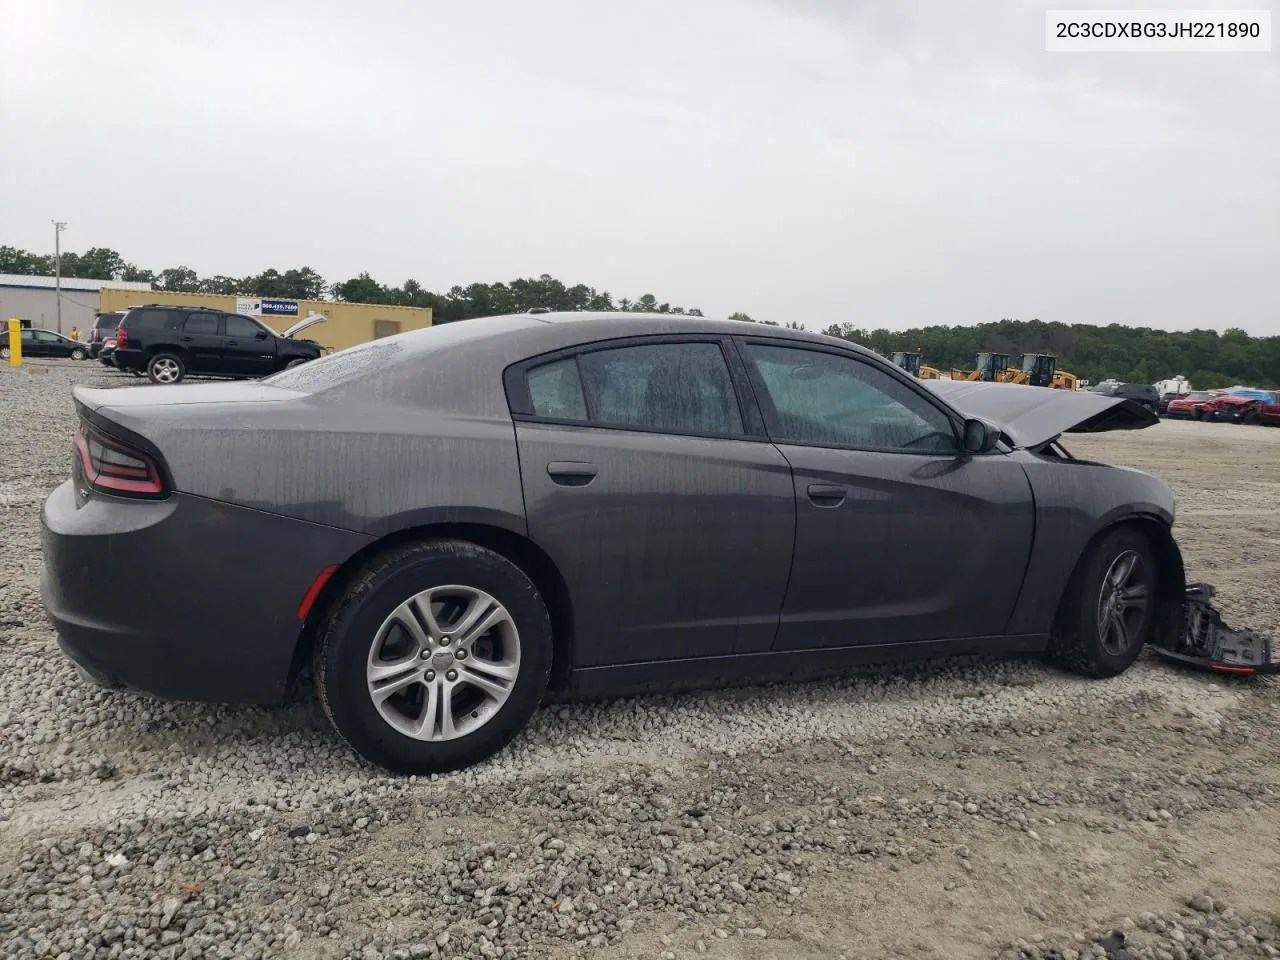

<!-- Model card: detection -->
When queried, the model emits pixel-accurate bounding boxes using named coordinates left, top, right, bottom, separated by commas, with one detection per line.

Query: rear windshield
left=261, top=317, right=517, bottom=393
left=262, top=338, right=408, bottom=392
left=1186, top=391, right=1215, bottom=400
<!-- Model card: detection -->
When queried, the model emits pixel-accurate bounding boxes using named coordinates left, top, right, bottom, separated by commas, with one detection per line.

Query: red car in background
left=1213, top=388, right=1278, bottom=424
left=1165, top=390, right=1228, bottom=420
left=1260, top=392, right=1280, bottom=425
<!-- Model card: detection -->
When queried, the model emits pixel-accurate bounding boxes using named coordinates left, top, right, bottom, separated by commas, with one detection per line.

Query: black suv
left=112, top=306, right=325, bottom=384
left=88, top=311, right=125, bottom=359
left=1089, top=381, right=1160, bottom=413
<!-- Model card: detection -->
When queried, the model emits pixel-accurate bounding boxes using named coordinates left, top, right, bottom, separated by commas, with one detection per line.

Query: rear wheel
left=1050, top=526, right=1156, bottom=678
left=147, top=352, right=185, bottom=384
left=315, top=539, right=554, bottom=774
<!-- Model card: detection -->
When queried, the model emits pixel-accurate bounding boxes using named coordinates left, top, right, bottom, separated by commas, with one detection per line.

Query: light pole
left=52, top=220, right=67, bottom=334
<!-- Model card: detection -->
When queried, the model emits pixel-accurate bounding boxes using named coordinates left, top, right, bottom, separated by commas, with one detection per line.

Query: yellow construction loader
left=950, top=352, right=1011, bottom=382
left=1014, top=353, right=1080, bottom=390
left=891, top=351, right=941, bottom=380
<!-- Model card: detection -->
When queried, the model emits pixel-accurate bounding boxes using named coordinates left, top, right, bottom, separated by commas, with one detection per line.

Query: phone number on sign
left=1055, top=20, right=1262, bottom=38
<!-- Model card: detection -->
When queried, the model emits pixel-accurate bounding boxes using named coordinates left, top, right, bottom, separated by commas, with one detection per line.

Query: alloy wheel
left=365, top=585, right=521, bottom=741
left=151, top=358, right=180, bottom=383
left=1095, top=550, right=1150, bottom=656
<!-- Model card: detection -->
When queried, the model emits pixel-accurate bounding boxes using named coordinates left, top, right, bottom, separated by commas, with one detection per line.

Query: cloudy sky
left=1, top=0, right=1276, bottom=333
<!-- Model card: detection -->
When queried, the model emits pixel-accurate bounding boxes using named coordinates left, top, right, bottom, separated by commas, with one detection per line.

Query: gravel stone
left=1, top=362, right=1277, bottom=960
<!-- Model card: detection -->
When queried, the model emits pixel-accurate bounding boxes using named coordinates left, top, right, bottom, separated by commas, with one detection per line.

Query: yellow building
left=96, top=289, right=431, bottom=352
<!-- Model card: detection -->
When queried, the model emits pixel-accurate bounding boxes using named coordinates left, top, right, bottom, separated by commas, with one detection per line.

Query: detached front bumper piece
left=1150, top=583, right=1278, bottom=675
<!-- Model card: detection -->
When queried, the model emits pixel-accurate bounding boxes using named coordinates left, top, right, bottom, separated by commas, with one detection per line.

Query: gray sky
left=1, top=0, right=1276, bottom=333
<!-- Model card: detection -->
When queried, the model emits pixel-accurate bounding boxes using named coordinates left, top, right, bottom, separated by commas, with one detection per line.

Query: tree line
left=3, top=244, right=1276, bottom=387
left=0, top=246, right=702, bottom=323
left=821, top=318, right=1280, bottom=390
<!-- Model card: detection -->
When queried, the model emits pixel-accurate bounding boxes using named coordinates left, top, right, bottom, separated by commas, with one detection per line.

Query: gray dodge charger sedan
left=42, top=312, right=1180, bottom=774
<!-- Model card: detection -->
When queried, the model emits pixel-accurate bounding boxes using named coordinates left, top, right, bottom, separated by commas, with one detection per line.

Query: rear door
left=735, top=337, right=1035, bottom=650
left=507, top=335, right=796, bottom=667
left=221, top=313, right=277, bottom=376
left=177, top=312, right=224, bottom=372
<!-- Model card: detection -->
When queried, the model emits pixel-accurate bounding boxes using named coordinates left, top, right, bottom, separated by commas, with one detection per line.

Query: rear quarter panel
left=1006, top=452, right=1175, bottom=635
left=102, top=399, right=529, bottom=538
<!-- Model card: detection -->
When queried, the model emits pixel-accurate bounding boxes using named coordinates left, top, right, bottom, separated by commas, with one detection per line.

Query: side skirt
left=556, top=634, right=1051, bottom=702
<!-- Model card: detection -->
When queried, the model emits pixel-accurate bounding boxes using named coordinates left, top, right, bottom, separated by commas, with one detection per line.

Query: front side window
left=576, top=342, right=743, bottom=436
left=225, top=314, right=264, bottom=339
left=744, top=343, right=957, bottom=452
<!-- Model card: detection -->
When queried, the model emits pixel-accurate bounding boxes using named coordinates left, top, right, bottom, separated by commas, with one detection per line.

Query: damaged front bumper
left=1150, top=583, right=1279, bottom=675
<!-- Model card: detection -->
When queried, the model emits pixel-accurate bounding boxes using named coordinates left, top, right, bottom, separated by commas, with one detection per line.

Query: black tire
left=147, top=352, right=186, bottom=384
left=1050, top=525, right=1156, bottom=678
left=1243, top=409, right=1261, bottom=426
left=315, top=539, right=554, bottom=774
left=70, top=347, right=87, bottom=361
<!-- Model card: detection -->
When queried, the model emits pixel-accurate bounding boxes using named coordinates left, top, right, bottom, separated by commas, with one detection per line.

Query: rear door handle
left=806, top=483, right=846, bottom=506
left=547, top=461, right=598, bottom=486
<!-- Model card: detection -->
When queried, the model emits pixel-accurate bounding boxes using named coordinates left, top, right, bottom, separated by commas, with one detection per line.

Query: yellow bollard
left=6, top=319, right=21, bottom=367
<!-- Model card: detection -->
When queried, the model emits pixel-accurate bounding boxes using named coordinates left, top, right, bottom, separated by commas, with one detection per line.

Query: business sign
left=234, top=297, right=301, bottom=317
left=260, top=298, right=300, bottom=317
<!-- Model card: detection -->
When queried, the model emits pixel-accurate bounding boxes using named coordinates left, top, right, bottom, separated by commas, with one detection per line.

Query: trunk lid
left=925, top=379, right=1157, bottom=449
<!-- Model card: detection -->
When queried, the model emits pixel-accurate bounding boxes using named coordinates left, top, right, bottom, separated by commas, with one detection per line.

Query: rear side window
left=527, top=358, right=587, bottom=420
left=519, top=342, right=744, bottom=437
left=578, top=343, right=743, bottom=436
left=94, top=313, right=123, bottom=330
left=183, top=313, right=221, bottom=336
left=126, top=308, right=183, bottom=331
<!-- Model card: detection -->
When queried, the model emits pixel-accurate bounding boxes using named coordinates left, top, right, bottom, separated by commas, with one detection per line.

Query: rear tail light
left=115, top=326, right=128, bottom=349
left=73, top=422, right=166, bottom=498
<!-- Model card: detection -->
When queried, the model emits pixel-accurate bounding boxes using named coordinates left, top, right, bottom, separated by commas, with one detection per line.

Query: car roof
left=397, top=310, right=877, bottom=359
left=274, top=311, right=887, bottom=418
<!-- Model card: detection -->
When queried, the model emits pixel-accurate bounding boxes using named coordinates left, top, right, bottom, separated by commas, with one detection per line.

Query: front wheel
left=315, top=539, right=554, bottom=774
left=70, top=347, right=87, bottom=361
left=285, top=357, right=310, bottom=368
left=147, top=352, right=186, bottom=384
left=1050, top=526, right=1156, bottom=678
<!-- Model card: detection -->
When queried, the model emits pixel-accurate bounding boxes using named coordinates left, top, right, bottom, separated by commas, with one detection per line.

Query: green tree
left=156, top=266, right=200, bottom=292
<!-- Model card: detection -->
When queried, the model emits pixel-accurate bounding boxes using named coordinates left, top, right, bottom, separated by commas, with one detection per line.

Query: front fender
left=1005, top=454, right=1177, bottom=636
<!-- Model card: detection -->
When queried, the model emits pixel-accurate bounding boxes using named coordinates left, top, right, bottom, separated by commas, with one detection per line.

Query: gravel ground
left=1, top=361, right=1277, bottom=960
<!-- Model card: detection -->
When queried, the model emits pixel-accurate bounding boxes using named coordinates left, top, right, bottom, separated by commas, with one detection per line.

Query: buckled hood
left=281, top=312, right=328, bottom=339
left=925, top=379, right=1158, bottom=449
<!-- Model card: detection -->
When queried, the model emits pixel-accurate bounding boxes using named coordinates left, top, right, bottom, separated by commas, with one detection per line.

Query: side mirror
left=963, top=418, right=1000, bottom=454
left=255, top=331, right=268, bottom=340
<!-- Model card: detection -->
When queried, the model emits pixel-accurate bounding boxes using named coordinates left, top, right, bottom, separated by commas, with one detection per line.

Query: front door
left=178, top=312, right=225, bottom=372
left=221, top=313, right=277, bottom=376
left=735, top=338, right=1035, bottom=650
left=509, top=337, right=796, bottom=667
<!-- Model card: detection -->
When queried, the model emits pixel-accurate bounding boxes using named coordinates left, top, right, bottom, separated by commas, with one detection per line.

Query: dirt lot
left=1, top=362, right=1277, bottom=960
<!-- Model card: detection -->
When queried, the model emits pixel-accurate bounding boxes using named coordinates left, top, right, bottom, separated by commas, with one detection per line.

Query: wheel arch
left=1051, top=513, right=1185, bottom=645
left=289, top=521, right=576, bottom=695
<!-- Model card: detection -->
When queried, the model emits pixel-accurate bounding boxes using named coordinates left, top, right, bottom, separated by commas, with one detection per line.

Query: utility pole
left=52, top=220, right=67, bottom=334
